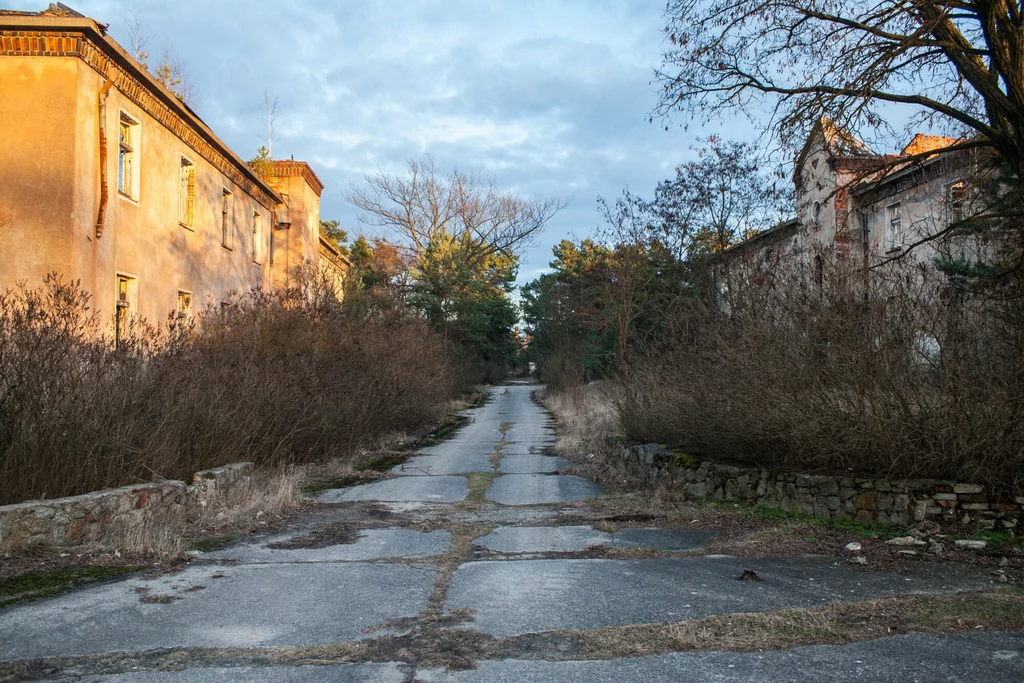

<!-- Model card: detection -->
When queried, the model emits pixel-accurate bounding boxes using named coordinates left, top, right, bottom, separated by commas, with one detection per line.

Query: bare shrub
left=0, top=272, right=459, bottom=505
left=617, top=254, right=1024, bottom=488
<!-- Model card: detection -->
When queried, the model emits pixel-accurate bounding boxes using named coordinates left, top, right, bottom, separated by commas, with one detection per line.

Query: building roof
left=901, top=133, right=960, bottom=157
left=0, top=5, right=283, bottom=210
left=712, top=217, right=801, bottom=261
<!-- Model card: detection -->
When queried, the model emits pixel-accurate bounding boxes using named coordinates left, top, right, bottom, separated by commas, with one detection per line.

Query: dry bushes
left=617, top=256, right=1024, bottom=488
left=0, top=274, right=459, bottom=505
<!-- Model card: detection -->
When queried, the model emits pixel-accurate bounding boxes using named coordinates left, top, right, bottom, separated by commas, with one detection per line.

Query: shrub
left=0, top=273, right=459, bottom=505
left=616, top=255, right=1024, bottom=488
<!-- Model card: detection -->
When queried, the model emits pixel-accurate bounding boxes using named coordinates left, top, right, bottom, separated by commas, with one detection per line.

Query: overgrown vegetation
left=617, top=257, right=1024, bottom=487
left=0, top=272, right=458, bottom=505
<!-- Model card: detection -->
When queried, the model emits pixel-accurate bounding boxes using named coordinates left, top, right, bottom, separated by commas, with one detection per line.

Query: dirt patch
left=265, top=523, right=364, bottom=550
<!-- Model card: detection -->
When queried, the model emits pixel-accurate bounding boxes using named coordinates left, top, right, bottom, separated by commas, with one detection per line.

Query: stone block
left=856, top=509, right=873, bottom=522
left=932, top=493, right=958, bottom=501
left=875, top=480, right=891, bottom=492
left=958, top=493, right=988, bottom=504
left=876, top=493, right=894, bottom=511
left=889, top=511, right=909, bottom=526
left=818, top=479, right=840, bottom=496
left=961, top=503, right=991, bottom=511
left=813, top=502, right=830, bottom=519
left=826, top=496, right=841, bottom=510
left=855, top=491, right=876, bottom=510
left=953, top=484, right=984, bottom=494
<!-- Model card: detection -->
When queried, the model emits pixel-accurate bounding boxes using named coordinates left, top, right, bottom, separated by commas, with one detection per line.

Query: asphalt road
left=0, top=384, right=1020, bottom=681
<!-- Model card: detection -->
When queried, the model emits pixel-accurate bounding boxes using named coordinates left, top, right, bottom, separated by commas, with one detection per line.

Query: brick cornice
left=270, top=161, right=325, bottom=197
left=0, top=22, right=282, bottom=211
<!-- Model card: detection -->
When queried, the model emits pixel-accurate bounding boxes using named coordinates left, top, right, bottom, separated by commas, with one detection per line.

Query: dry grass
left=536, top=382, right=619, bottom=459
left=559, top=590, right=1024, bottom=659
left=96, top=467, right=303, bottom=561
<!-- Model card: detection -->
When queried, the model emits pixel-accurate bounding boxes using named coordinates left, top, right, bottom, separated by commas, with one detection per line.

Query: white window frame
left=947, top=180, right=968, bottom=226
left=885, top=202, right=902, bottom=252
left=117, top=111, right=140, bottom=201
left=179, top=156, right=196, bottom=229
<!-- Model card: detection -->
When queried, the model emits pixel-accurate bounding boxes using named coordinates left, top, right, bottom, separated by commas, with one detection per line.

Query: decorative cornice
left=0, top=21, right=282, bottom=211
left=270, top=161, right=325, bottom=197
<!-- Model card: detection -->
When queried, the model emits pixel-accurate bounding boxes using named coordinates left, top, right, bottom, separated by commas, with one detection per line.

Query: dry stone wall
left=609, top=440, right=1021, bottom=531
left=0, top=462, right=254, bottom=553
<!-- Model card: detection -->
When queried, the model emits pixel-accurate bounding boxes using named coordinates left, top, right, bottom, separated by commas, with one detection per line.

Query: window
left=115, top=274, right=137, bottom=349
left=117, top=112, right=139, bottom=200
left=811, top=201, right=821, bottom=223
left=176, top=290, right=192, bottom=319
left=252, top=211, right=262, bottom=264
left=179, top=156, right=195, bottom=228
left=947, top=180, right=969, bottom=225
left=221, top=188, right=233, bottom=248
left=885, top=202, right=902, bottom=252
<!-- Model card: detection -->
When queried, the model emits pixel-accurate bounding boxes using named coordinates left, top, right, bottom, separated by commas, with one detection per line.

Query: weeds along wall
left=616, top=255, right=1024, bottom=489
left=0, top=274, right=459, bottom=505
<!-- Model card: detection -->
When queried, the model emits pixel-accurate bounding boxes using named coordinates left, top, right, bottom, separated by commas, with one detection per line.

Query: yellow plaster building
left=0, top=4, right=346, bottom=339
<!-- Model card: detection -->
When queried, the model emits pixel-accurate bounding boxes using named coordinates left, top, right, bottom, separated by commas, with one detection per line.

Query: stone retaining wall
left=609, top=440, right=1021, bottom=531
left=0, top=463, right=254, bottom=553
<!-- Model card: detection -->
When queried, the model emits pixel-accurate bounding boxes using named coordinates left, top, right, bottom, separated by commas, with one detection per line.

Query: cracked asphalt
left=1, top=384, right=1021, bottom=681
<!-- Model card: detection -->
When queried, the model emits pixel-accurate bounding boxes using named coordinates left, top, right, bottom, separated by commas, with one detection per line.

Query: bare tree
left=122, top=9, right=150, bottom=69
left=259, top=91, right=279, bottom=158
left=346, top=155, right=567, bottom=269
left=654, top=1, right=1024, bottom=179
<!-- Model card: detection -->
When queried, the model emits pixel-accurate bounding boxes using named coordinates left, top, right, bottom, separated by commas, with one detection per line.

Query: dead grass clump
left=0, top=273, right=461, bottom=505
left=537, top=382, right=619, bottom=459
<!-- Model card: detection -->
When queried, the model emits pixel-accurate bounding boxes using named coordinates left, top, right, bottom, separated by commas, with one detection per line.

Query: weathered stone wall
left=609, top=440, right=1021, bottom=531
left=0, top=462, right=254, bottom=553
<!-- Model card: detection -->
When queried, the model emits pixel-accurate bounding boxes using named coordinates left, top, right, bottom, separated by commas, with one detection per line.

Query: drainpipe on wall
left=95, top=72, right=115, bottom=239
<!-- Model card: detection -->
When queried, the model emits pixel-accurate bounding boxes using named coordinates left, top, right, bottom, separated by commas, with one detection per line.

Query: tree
left=153, top=47, right=198, bottom=107
left=319, top=219, right=349, bottom=255
left=122, top=10, right=150, bottom=69
left=259, top=91, right=280, bottom=158
left=347, top=154, right=567, bottom=270
left=655, top=1, right=1024, bottom=276
left=655, top=0, right=1024, bottom=176
left=653, top=138, right=792, bottom=257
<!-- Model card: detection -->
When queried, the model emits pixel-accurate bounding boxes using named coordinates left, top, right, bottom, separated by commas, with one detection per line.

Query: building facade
left=0, top=4, right=345, bottom=339
left=718, top=118, right=978, bottom=286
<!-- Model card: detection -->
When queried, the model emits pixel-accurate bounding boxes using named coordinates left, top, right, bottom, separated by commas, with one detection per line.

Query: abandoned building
left=0, top=4, right=347, bottom=340
left=717, top=118, right=985, bottom=288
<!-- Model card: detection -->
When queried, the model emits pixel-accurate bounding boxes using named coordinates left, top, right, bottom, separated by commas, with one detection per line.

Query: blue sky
left=12, top=1, right=751, bottom=285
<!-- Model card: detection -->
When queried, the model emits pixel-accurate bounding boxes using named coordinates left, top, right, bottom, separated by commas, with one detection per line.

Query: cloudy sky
left=14, top=0, right=751, bottom=285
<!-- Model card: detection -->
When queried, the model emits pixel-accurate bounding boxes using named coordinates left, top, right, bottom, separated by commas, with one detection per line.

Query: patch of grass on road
left=0, top=566, right=141, bottom=609
left=552, top=590, right=1024, bottom=659
left=466, top=472, right=495, bottom=504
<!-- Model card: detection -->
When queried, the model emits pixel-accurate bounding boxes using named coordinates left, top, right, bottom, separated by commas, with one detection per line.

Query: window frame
left=176, top=289, right=192, bottom=319
left=221, top=188, right=233, bottom=249
left=114, top=273, right=138, bottom=349
left=178, top=155, right=196, bottom=229
left=117, top=111, right=140, bottom=202
left=252, top=210, right=262, bottom=264
left=885, top=202, right=902, bottom=253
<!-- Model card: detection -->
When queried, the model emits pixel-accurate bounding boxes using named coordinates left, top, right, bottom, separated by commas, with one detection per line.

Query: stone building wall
left=610, top=440, right=1021, bottom=532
